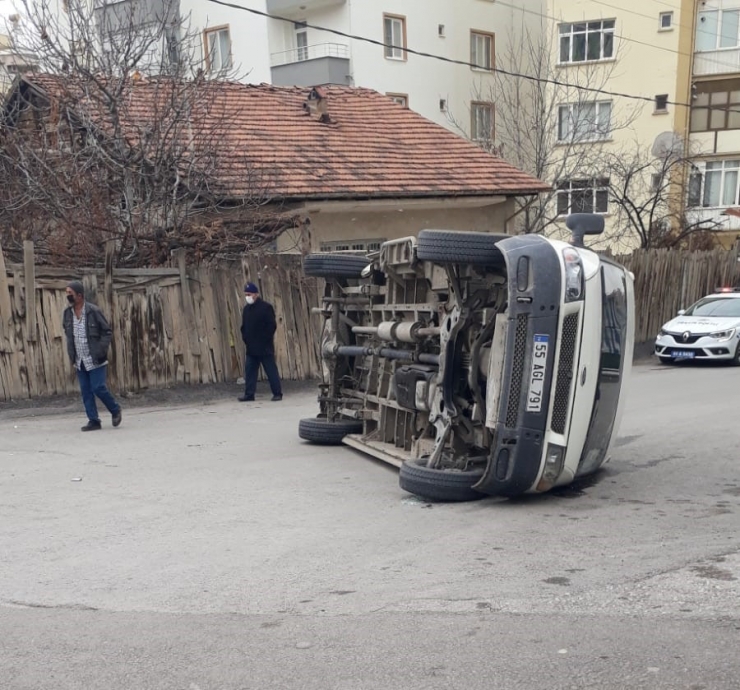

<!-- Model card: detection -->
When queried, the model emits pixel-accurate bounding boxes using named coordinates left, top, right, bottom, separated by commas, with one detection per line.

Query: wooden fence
left=2, top=242, right=740, bottom=401
left=619, top=248, right=740, bottom=344
left=0, top=241, right=323, bottom=401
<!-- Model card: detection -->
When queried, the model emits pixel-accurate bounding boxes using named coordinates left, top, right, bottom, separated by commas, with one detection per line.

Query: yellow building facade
left=536, top=1, right=740, bottom=250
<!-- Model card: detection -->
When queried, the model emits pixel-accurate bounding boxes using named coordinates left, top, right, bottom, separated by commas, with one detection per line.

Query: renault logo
left=682, top=331, right=691, bottom=342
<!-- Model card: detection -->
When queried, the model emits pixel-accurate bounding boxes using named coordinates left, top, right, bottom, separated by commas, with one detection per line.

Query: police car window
left=685, top=298, right=740, bottom=317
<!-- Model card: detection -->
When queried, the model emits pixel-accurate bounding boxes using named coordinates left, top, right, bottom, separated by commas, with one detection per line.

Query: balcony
left=686, top=207, right=740, bottom=232
left=694, top=48, right=740, bottom=76
left=270, top=43, right=350, bottom=86
left=266, top=0, right=345, bottom=15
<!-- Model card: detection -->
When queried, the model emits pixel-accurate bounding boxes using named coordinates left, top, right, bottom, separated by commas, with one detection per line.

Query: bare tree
left=0, top=0, right=286, bottom=266
left=606, top=142, right=725, bottom=250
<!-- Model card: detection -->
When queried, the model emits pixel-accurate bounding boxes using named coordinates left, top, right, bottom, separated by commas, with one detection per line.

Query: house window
left=470, top=30, right=494, bottom=70
left=696, top=8, right=740, bottom=51
left=690, top=81, right=740, bottom=132
left=659, top=12, right=673, bottom=31
left=295, top=22, right=308, bottom=61
left=559, top=20, right=615, bottom=63
left=320, top=239, right=386, bottom=252
left=383, top=14, right=406, bottom=60
left=556, top=178, right=610, bottom=215
left=690, top=160, right=740, bottom=208
left=204, top=26, right=232, bottom=74
left=387, top=93, right=408, bottom=107
left=557, top=101, right=612, bottom=142
left=471, top=102, right=494, bottom=142
left=654, top=94, right=669, bottom=113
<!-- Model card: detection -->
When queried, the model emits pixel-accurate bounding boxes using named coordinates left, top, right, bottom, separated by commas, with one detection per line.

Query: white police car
left=655, top=289, right=740, bottom=365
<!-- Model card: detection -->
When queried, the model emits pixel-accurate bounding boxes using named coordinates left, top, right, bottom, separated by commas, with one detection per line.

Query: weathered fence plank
left=618, top=248, right=740, bottom=344
left=23, top=241, right=36, bottom=343
left=0, top=242, right=13, bottom=352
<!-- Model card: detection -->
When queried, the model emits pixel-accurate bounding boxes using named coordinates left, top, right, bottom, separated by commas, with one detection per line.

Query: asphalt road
left=1, top=362, right=739, bottom=689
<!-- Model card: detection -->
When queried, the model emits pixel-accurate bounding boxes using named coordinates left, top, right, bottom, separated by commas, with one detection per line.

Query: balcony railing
left=694, top=47, right=740, bottom=76
left=686, top=206, right=740, bottom=231
left=270, top=42, right=350, bottom=68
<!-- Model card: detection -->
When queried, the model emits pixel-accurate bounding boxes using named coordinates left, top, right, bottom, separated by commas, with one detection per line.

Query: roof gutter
left=300, top=196, right=511, bottom=214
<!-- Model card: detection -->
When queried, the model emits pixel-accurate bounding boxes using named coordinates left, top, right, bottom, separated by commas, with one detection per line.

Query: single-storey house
left=2, top=75, right=548, bottom=259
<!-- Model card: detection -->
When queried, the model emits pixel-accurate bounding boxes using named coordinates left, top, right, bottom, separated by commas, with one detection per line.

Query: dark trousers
left=244, top=354, right=282, bottom=398
left=77, top=364, right=120, bottom=422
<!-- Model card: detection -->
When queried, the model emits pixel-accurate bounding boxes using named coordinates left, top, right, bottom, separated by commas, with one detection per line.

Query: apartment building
left=263, top=0, right=536, bottom=136
left=173, top=0, right=538, bottom=140
left=527, top=0, right=740, bottom=250
left=683, top=0, right=740, bottom=237
left=533, top=0, right=687, bottom=249
left=89, top=0, right=536, bottom=141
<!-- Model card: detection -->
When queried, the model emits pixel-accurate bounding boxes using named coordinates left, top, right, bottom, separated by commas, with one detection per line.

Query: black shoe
left=271, top=395, right=283, bottom=402
left=238, top=395, right=255, bottom=402
left=81, top=421, right=102, bottom=432
left=112, top=410, right=122, bottom=428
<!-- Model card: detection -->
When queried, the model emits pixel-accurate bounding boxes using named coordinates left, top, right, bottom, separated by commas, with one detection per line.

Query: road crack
left=1, top=599, right=98, bottom=611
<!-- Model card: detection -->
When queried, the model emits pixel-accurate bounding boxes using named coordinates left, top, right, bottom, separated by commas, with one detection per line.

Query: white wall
left=346, top=1, right=492, bottom=132
left=181, top=0, right=271, bottom=83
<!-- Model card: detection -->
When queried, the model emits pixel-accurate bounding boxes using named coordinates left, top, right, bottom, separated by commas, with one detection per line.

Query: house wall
left=276, top=198, right=517, bottom=253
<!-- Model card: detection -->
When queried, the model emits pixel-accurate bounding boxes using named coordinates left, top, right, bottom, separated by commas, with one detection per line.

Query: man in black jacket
left=62, top=280, right=122, bottom=431
left=239, top=282, right=283, bottom=402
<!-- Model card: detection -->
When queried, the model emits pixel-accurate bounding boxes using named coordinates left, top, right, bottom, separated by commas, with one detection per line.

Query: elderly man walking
left=238, top=281, right=283, bottom=402
left=62, top=280, right=122, bottom=431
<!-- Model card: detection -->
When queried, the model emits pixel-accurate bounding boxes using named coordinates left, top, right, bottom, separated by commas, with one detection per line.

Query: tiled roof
left=18, top=75, right=549, bottom=201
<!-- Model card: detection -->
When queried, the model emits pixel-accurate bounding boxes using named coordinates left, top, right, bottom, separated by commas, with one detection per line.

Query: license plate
left=671, top=350, right=695, bottom=359
left=526, top=334, right=549, bottom=413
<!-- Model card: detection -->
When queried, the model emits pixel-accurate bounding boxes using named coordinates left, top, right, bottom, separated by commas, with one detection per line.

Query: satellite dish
left=651, top=131, right=683, bottom=160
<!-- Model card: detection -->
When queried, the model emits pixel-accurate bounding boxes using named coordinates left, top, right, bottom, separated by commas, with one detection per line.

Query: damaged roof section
left=8, top=74, right=549, bottom=202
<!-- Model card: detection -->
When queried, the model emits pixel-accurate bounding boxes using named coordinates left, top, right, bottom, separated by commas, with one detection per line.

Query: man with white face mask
left=62, top=280, right=122, bottom=430
left=238, top=282, right=283, bottom=402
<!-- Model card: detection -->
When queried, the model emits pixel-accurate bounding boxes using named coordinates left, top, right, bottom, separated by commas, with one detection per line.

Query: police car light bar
left=715, top=287, right=740, bottom=292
